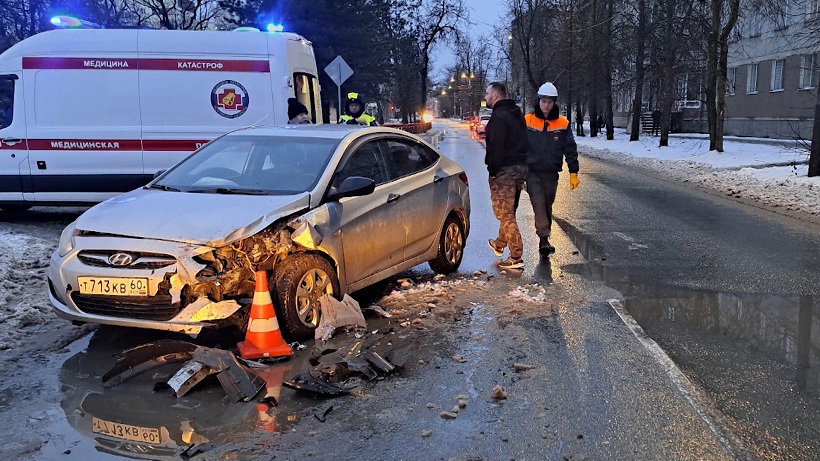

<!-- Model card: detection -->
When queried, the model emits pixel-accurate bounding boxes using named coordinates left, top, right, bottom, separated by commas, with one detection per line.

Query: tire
left=271, top=253, right=340, bottom=341
left=428, top=214, right=465, bottom=274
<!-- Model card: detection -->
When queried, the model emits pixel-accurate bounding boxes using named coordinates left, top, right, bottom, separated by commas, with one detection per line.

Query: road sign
left=324, top=56, right=354, bottom=122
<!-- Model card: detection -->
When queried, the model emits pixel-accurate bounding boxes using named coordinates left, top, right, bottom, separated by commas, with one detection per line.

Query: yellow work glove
left=569, top=173, right=580, bottom=190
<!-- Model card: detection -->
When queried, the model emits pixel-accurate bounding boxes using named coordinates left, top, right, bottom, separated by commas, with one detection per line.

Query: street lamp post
left=461, top=72, right=475, bottom=117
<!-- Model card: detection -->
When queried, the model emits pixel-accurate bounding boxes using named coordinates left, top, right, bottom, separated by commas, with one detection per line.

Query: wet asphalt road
left=2, top=119, right=816, bottom=460
left=553, top=145, right=820, bottom=460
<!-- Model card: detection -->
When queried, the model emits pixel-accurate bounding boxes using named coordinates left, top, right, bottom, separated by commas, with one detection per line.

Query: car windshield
left=152, top=135, right=340, bottom=195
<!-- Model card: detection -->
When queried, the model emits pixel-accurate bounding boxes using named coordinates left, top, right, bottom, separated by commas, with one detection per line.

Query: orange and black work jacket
left=524, top=108, right=579, bottom=175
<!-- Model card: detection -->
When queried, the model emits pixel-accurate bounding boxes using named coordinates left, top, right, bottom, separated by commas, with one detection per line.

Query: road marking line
left=608, top=298, right=742, bottom=460
left=612, top=231, right=635, bottom=242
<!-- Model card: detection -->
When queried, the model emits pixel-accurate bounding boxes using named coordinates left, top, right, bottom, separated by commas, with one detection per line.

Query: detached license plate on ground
left=91, top=416, right=160, bottom=443
left=77, top=276, right=149, bottom=296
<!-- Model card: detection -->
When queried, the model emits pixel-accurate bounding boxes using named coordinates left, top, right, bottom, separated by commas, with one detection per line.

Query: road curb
left=607, top=299, right=745, bottom=460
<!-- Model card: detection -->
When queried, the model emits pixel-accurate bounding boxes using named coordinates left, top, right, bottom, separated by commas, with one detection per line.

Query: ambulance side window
left=0, top=78, right=14, bottom=130
left=293, top=73, right=318, bottom=124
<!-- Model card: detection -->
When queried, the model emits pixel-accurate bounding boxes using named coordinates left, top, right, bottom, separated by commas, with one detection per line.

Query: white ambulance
left=0, top=26, right=322, bottom=211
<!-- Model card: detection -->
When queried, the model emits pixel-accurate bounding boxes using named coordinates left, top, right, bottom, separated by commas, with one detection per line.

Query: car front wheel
left=428, top=214, right=465, bottom=274
left=272, top=253, right=340, bottom=341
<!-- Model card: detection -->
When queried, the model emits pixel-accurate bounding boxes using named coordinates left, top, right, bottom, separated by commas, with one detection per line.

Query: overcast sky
left=431, top=0, right=506, bottom=80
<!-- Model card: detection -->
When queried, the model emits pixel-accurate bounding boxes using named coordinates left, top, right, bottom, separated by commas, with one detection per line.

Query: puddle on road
left=52, top=327, right=298, bottom=460
left=559, top=223, right=820, bottom=394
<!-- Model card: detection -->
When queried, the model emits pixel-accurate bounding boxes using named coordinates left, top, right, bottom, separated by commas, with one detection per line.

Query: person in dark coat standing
left=524, top=82, right=580, bottom=255
left=484, top=82, right=529, bottom=270
left=651, top=109, right=662, bottom=135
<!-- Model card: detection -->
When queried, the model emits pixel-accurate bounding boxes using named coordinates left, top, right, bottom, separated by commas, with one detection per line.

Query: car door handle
left=2, top=138, right=22, bottom=146
left=387, top=193, right=401, bottom=203
left=433, top=174, right=446, bottom=183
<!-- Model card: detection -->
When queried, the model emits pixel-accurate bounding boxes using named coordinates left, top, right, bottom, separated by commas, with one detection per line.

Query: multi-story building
left=722, top=3, right=820, bottom=139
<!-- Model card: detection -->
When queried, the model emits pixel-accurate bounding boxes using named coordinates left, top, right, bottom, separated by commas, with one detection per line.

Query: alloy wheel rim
left=295, top=268, right=333, bottom=328
left=443, top=222, right=463, bottom=264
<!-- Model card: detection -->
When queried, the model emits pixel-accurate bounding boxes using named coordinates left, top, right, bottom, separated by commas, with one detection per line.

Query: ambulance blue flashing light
left=233, top=26, right=261, bottom=32
left=266, top=23, right=284, bottom=32
left=50, top=15, right=102, bottom=29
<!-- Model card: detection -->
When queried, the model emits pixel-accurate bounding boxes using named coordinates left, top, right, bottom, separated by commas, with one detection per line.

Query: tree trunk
left=576, top=101, right=586, bottom=137
left=630, top=0, right=647, bottom=142
left=590, top=0, right=599, bottom=138
left=705, top=0, right=720, bottom=151
left=420, top=53, right=430, bottom=112
left=810, top=88, right=820, bottom=177
left=659, top=0, right=675, bottom=147
left=604, top=0, right=615, bottom=140
left=715, top=0, right=741, bottom=153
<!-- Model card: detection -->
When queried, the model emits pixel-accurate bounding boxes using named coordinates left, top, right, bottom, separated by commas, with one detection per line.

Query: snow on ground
left=0, top=230, right=59, bottom=350
left=576, top=131, right=820, bottom=216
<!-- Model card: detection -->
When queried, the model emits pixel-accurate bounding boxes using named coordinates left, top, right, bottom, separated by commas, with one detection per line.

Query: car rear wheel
left=272, top=253, right=340, bottom=340
left=428, top=214, right=465, bottom=274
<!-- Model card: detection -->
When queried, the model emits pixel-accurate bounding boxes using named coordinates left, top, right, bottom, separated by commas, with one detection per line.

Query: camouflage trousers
left=489, top=165, right=528, bottom=259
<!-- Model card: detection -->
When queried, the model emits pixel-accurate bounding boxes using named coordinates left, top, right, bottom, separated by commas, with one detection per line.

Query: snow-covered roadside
left=0, top=229, right=89, bottom=359
left=576, top=132, right=820, bottom=217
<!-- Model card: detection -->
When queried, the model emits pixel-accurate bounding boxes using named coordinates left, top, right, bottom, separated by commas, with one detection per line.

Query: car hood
left=76, top=189, right=311, bottom=246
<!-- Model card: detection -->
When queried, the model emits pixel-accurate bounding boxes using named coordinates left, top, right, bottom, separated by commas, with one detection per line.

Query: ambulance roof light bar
left=50, top=15, right=103, bottom=29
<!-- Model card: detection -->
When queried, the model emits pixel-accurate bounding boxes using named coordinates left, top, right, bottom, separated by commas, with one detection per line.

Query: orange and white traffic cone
left=237, top=271, right=293, bottom=360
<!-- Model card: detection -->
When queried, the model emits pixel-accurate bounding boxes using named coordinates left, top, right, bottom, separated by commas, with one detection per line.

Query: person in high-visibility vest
left=524, top=82, right=579, bottom=256
left=339, top=92, right=377, bottom=126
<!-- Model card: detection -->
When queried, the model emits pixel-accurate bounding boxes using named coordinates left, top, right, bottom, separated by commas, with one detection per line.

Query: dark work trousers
left=489, top=165, right=527, bottom=259
left=526, top=170, right=560, bottom=240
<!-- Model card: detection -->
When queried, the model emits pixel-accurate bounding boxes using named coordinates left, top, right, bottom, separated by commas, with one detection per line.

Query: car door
left=0, top=74, right=29, bottom=204
left=382, top=138, right=450, bottom=259
left=333, top=138, right=406, bottom=285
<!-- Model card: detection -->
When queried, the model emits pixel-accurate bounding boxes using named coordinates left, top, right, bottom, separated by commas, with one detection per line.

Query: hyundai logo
left=108, top=252, right=134, bottom=266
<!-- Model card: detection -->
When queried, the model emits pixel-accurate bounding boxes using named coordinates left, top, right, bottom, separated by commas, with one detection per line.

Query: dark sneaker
left=498, top=257, right=524, bottom=270
left=538, top=237, right=556, bottom=255
left=488, top=239, right=504, bottom=257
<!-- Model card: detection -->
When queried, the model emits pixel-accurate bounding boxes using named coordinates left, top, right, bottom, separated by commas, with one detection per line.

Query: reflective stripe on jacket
left=340, top=114, right=377, bottom=126
left=524, top=113, right=578, bottom=174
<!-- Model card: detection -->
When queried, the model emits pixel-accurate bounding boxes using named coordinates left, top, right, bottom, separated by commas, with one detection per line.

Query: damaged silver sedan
left=48, top=125, right=470, bottom=339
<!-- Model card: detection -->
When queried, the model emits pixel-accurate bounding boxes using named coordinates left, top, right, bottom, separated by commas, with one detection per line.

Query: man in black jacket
left=484, top=82, right=529, bottom=270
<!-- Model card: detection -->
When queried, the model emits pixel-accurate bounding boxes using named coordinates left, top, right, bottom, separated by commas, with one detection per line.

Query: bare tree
left=0, top=0, right=50, bottom=51
left=629, top=0, right=648, bottom=141
left=406, top=0, right=466, bottom=110
left=701, top=0, right=741, bottom=152
left=132, top=0, right=223, bottom=30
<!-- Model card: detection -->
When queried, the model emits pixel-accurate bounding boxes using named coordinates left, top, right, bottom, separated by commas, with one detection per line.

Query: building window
left=748, top=13, right=763, bottom=37
left=800, top=54, right=816, bottom=89
left=727, top=67, right=736, bottom=95
left=747, top=63, right=758, bottom=94
left=770, top=59, right=784, bottom=91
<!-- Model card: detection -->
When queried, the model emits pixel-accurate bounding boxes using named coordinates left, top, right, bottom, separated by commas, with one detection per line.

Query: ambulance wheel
left=0, top=205, right=31, bottom=213
left=428, top=214, right=465, bottom=274
left=272, top=253, right=340, bottom=341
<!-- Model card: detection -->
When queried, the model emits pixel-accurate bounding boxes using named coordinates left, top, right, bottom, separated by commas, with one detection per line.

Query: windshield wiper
left=145, top=184, right=181, bottom=192
left=188, top=187, right=270, bottom=195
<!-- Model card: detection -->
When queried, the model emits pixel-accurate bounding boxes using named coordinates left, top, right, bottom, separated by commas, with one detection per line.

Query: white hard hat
left=537, top=82, right=558, bottom=99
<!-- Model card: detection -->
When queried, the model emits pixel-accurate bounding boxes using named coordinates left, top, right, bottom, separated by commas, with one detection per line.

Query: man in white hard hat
left=524, top=82, right=580, bottom=256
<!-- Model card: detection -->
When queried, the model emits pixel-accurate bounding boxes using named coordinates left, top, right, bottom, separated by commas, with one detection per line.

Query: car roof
left=224, top=124, right=416, bottom=140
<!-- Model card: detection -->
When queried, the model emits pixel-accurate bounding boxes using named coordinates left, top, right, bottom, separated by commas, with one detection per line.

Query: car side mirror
left=152, top=169, right=166, bottom=180
left=326, top=176, right=375, bottom=201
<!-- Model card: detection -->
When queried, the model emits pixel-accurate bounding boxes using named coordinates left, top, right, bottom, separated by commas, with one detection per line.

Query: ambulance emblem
left=211, top=80, right=249, bottom=118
